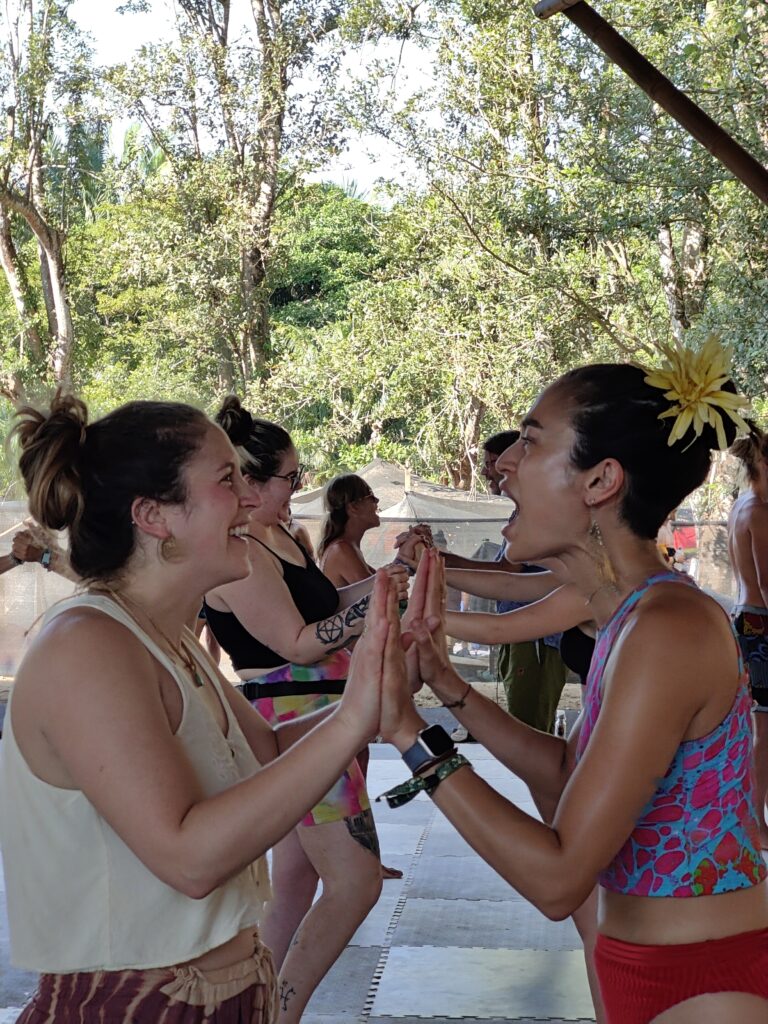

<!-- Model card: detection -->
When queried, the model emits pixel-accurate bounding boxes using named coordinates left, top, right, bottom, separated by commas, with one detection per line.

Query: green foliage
left=1, top=0, right=768, bottom=494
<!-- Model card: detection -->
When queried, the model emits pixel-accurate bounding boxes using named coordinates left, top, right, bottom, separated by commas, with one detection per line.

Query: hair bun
left=13, top=391, right=88, bottom=530
left=216, top=395, right=254, bottom=446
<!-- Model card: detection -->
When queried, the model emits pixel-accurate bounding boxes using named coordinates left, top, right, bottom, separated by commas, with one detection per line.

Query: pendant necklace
left=101, top=587, right=205, bottom=688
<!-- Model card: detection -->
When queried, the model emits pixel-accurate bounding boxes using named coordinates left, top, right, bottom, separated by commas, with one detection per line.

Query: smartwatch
left=40, top=549, right=53, bottom=570
left=402, top=725, right=456, bottom=775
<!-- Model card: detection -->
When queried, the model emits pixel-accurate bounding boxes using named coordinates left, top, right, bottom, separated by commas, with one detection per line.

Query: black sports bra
left=559, top=626, right=595, bottom=685
left=203, top=526, right=340, bottom=671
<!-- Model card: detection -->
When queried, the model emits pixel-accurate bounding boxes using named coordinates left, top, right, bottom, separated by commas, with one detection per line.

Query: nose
left=236, top=473, right=262, bottom=510
left=496, top=441, right=521, bottom=492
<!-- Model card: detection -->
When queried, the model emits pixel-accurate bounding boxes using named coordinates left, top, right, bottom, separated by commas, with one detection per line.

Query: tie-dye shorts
left=243, top=650, right=370, bottom=827
left=15, top=934, right=277, bottom=1023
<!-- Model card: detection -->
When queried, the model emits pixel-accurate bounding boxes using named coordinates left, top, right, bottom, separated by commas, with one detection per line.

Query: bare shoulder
left=609, top=581, right=736, bottom=697
left=743, top=499, right=768, bottom=529
left=14, top=606, right=159, bottom=712
left=631, top=580, right=730, bottom=640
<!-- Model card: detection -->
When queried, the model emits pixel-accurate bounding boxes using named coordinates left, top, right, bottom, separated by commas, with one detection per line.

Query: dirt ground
left=414, top=680, right=584, bottom=712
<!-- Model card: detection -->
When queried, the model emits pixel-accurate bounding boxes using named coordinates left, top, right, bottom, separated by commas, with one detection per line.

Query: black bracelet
left=442, top=681, right=472, bottom=709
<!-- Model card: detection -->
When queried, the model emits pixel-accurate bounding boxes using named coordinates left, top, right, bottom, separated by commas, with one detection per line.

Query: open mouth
left=228, top=524, right=251, bottom=539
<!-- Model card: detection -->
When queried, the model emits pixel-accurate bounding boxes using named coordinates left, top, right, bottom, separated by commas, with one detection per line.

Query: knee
left=271, top=855, right=318, bottom=897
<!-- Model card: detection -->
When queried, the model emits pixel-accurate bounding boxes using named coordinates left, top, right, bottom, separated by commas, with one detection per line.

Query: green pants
left=497, top=640, right=567, bottom=733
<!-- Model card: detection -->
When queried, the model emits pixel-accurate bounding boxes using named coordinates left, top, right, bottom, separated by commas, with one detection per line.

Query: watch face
left=420, top=724, right=454, bottom=758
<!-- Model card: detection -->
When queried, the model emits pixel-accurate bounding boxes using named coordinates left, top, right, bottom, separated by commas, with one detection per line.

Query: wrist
left=388, top=710, right=427, bottom=754
left=429, top=666, right=466, bottom=702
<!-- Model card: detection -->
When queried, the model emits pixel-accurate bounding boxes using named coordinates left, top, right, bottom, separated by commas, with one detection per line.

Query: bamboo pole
left=533, top=0, right=768, bottom=205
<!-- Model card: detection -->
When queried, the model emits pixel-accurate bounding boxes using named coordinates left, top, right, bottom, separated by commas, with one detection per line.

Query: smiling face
left=496, top=385, right=592, bottom=564
left=160, top=423, right=258, bottom=589
left=245, top=444, right=300, bottom=526
left=350, top=490, right=380, bottom=530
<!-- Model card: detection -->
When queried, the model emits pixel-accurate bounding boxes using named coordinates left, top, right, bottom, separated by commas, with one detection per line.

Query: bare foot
left=382, top=864, right=403, bottom=880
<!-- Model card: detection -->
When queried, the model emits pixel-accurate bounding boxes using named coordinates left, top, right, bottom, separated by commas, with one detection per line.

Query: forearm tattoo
left=345, top=807, right=381, bottom=859
left=315, top=595, right=371, bottom=647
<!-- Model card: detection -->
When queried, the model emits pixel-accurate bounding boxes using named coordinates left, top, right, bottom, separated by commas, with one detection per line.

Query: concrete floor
left=0, top=741, right=595, bottom=1023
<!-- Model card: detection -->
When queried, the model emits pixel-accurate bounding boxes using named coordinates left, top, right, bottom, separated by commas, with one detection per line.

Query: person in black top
left=205, top=397, right=408, bottom=1024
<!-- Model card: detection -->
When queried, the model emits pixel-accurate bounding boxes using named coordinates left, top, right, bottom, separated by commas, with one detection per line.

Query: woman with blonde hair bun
left=0, top=392, right=393, bottom=1023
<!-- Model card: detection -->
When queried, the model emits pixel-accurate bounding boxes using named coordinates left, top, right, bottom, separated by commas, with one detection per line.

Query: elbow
left=535, top=877, right=594, bottom=922
left=166, top=863, right=222, bottom=900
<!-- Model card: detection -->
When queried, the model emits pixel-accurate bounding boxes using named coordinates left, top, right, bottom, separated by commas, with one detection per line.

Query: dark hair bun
left=216, top=395, right=254, bottom=447
left=13, top=391, right=88, bottom=530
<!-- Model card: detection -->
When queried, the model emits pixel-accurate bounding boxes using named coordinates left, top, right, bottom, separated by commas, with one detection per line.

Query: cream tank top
left=0, top=594, right=272, bottom=973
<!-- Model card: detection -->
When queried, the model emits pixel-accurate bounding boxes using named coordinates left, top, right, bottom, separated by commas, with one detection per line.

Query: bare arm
left=395, top=578, right=734, bottom=920
left=321, top=541, right=373, bottom=588
left=445, top=585, right=587, bottom=645
left=749, top=505, right=768, bottom=608
left=14, top=576, right=393, bottom=900
left=445, top=567, right=558, bottom=603
left=210, top=543, right=370, bottom=664
left=0, top=552, right=18, bottom=576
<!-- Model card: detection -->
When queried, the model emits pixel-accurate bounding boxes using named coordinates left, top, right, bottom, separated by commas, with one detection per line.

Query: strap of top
left=247, top=524, right=309, bottom=569
left=42, top=595, right=227, bottom=713
left=600, top=570, right=695, bottom=644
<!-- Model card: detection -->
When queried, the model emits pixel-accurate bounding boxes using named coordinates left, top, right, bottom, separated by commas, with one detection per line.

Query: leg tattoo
left=345, top=807, right=381, bottom=858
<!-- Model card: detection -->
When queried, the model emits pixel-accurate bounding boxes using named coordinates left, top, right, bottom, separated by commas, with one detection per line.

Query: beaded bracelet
left=375, top=753, right=470, bottom=809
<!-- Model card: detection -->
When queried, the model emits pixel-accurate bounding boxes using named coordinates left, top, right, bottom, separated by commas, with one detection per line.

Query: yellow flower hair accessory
left=641, top=334, right=751, bottom=450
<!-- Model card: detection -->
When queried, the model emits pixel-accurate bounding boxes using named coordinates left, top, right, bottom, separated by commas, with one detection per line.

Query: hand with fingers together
left=378, top=571, right=425, bottom=749
left=401, top=549, right=470, bottom=706
left=334, top=569, right=392, bottom=746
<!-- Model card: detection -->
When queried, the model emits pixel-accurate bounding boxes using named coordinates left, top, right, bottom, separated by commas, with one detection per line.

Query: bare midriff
left=599, top=879, right=768, bottom=946
left=181, top=926, right=259, bottom=971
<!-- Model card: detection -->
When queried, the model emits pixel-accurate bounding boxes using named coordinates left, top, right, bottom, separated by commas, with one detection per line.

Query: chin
left=502, top=525, right=558, bottom=565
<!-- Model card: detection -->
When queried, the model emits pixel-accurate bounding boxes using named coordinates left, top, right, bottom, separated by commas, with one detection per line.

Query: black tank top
left=559, top=626, right=595, bottom=685
left=203, top=526, right=340, bottom=671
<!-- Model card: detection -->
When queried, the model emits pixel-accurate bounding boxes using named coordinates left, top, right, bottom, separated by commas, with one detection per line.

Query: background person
left=729, top=425, right=768, bottom=847
left=317, top=472, right=406, bottom=880
left=205, top=397, right=408, bottom=1024
left=0, top=393, right=393, bottom=1023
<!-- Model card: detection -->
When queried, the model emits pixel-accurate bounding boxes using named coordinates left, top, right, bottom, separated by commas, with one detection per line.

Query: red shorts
left=595, top=927, right=768, bottom=1024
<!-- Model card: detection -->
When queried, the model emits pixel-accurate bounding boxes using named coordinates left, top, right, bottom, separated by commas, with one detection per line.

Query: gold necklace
left=98, top=587, right=205, bottom=689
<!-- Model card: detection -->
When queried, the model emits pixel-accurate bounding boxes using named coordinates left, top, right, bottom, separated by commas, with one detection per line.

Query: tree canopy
left=0, top=0, right=766, bottom=491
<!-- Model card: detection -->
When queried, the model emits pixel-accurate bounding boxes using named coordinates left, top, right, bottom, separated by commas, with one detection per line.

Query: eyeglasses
left=271, top=465, right=306, bottom=492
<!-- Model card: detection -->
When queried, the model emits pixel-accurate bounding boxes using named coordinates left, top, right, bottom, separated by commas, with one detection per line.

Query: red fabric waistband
left=596, top=926, right=768, bottom=965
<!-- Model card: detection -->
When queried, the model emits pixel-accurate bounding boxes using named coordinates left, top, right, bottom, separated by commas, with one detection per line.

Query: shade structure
left=294, top=469, right=512, bottom=568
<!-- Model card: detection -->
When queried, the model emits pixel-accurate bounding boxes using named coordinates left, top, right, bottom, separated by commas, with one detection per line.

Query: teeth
left=229, top=525, right=249, bottom=537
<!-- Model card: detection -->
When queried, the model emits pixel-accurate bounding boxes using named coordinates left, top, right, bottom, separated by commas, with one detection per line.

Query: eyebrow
left=520, top=416, right=542, bottom=430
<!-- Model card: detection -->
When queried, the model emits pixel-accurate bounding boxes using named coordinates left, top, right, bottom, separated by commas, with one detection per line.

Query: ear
left=130, top=497, right=173, bottom=540
left=583, top=458, right=625, bottom=508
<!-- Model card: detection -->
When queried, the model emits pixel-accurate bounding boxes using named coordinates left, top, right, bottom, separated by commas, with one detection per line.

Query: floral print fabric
left=576, top=571, right=766, bottom=897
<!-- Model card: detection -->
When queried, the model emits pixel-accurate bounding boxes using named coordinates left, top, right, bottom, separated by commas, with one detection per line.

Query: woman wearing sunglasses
left=204, top=396, right=408, bottom=1024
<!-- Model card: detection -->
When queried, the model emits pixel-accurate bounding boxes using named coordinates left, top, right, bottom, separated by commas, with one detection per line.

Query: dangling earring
left=159, top=535, right=178, bottom=562
left=587, top=508, right=617, bottom=587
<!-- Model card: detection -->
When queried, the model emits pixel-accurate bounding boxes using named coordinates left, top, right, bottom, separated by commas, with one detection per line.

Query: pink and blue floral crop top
left=575, top=571, right=766, bottom=898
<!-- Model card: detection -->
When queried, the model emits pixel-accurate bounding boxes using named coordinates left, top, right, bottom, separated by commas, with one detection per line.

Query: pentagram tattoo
left=315, top=596, right=371, bottom=647
left=316, top=614, right=344, bottom=645
left=280, top=981, right=296, bottom=1010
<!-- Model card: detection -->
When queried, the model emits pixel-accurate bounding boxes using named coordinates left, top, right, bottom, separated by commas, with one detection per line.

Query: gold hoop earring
left=159, top=535, right=178, bottom=562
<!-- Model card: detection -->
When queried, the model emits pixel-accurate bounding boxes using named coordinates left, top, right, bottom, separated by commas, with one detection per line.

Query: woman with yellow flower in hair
left=373, top=339, right=768, bottom=1023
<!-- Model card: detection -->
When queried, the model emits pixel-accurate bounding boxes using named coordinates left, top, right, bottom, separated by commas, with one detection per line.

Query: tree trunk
left=0, top=206, right=43, bottom=360
left=657, top=222, right=689, bottom=339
